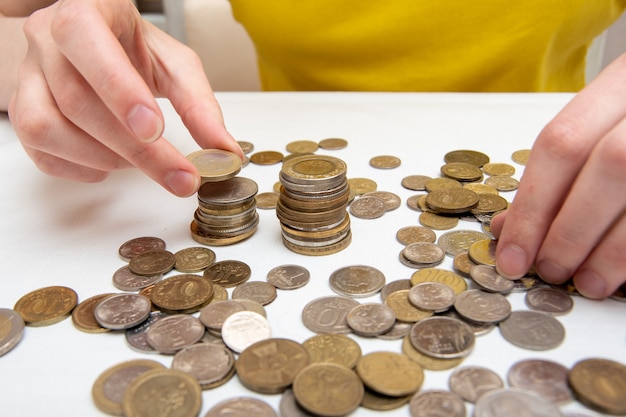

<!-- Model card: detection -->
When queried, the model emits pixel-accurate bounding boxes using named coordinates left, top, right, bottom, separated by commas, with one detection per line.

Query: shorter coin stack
left=276, top=155, right=351, bottom=255
left=190, top=176, right=259, bottom=246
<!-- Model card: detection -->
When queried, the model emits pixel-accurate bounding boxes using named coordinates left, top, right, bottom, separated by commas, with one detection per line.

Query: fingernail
left=495, top=243, right=527, bottom=279
left=536, top=260, right=570, bottom=283
left=575, top=270, right=607, bottom=299
left=164, top=169, right=199, bottom=196
left=127, top=104, right=162, bottom=143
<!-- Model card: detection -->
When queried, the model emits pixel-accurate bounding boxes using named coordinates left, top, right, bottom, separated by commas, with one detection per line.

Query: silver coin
left=112, top=265, right=162, bottom=292
left=118, top=236, right=166, bottom=261
left=302, top=296, right=360, bottom=334
left=408, top=389, right=466, bottom=417
left=329, top=265, right=386, bottom=298
left=266, top=264, right=310, bottom=290
left=454, top=289, right=512, bottom=324
left=376, top=321, right=413, bottom=340
left=349, top=195, right=386, bottom=219
left=408, top=282, right=456, bottom=312
left=232, top=281, right=278, bottom=306
left=401, top=242, right=445, bottom=268
left=498, top=310, right=565, bottom=351
left=0, top=308, right=24, bottom=356
left=125, top=311, right=168, bottom=353
left=524, top=287, right=574, bottom=315
left=199, top=300, right=247, bottom=332
left=94, top=293, right=152, bottom=330
left=145, top=314, right=205, bottom=354
left=439, top=309, right=495, bottom=336
left=508, top=359, right=573, bottom=404
left=205, top=397, right=278, bottom=417
left=409, top=316, right=475, bottom=358
left=346, top=303, right=396, bottom=337
left=362, top=191, right=401, bottom=211
left=221, top=310, right=271, bottom=353
left=448, top=365, right=504, bottom=403
left=470, top=264, right=514, bottom=294
left=474, top=388, right=564, bottom=417
left=171, top=343, right=235, bottom=388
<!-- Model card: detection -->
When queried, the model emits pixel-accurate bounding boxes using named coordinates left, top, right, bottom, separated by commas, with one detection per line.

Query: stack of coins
left=276, top=155, right=351, bottom=255
left=190, top=176, right=259, bottom=246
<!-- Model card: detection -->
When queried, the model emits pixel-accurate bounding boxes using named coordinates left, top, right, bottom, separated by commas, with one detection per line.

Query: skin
left=2, top=0, right=625, bottom=298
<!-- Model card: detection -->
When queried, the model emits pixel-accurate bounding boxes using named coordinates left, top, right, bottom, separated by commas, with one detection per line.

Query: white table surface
left=0, top=92, right=624, bottom=417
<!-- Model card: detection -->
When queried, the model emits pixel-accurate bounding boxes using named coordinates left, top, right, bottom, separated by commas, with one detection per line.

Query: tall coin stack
left=276, top=154, right=351, bottom=255
left=190, top=176, right=260, bottom=246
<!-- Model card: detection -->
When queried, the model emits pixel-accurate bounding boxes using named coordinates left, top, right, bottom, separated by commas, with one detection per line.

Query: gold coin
left=484, top=175, right=519, bottom=191
left=569, top=358, right=626, bottom=415
left=348, top=177, right=377, bottom=195
left=419, top=212, right=459, bottom=230
left=401, top=175, right=432, bottom=191
left=512, top=149, right=531, bottom=165
left=410, top=268, right=467, bottom=294
left=173, top=246, right=216, bottom=273
left=249, top=150, right=284, bottom=165
left=356, top=351, right=424, bottom=397
left=384, top=289, right=433, bottom=322
left=470, top=194, right=509, bottom=215
left=463, top=182, right=499, bottom=195
left=302, top=333, right=362, bottom=369
left=453, top=251, right=476, bottom=277
left=401, top=336, right=464, bottom=371
left=122, top=368, right=202, bottom=417
left=92, top=359, right=165, bottom=416
left=237, top=140, right=254, bottom=154
left=14, top=286, right=78, bottom=326
left=369, top=155, right=401, bottom=169
left=185, top=149, right=242, bottom=182
left=293, top=362, right=364, bottom=416
left=482, top=162, right=516, bottom=177
left=468, top=239, right=497, bottom=266
left=203, top=260, right=252, bottom=288
left=424, top=177, right=462, bottom=192
left=255, top=191, right=279, bottom=209
left=128, top=249, right=176, bottom=276
left=425, top=188, right=479, bottom=214
left=286, top=139, right=319, bottom=154
left=444, top=149, right=490, bottom=167
left=361, top=387, right=411, bottom=411
left=150, top=274, right=214, bottom=313
left=71, top=293, right=115, bottom=333
left=441, top=162, right=483, bottom=182
left=319, top=137, right=348, bottom=150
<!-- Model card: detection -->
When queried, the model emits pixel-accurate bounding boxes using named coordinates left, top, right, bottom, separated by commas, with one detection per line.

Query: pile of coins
left=190, top=176, right=260, bottom=246
left=276, top=154, right=352, bottom=255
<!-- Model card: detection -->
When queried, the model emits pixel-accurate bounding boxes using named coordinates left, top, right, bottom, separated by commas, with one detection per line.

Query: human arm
left=3, top=0, right=242, bottom=197
left=492, top=53, right=626, bottom=299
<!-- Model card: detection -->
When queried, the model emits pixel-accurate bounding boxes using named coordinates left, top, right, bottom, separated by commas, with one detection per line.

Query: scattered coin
left=484, top=175, right=519, bottom=191
left=232, top=281, right=278, bottom=306
left=128, top=249, right=176, bottom=276
left=237, top=140, right=254, bottom=154
left=173, top=246, right=216, bottom=273
left=221, top=310, right=271, bottom=353
left=125, top=311, right=168, bottom=353
left=409, top=316, right=475, bottom=359
left=408, top=389, right=466, bottom=417
left=511, top=149, right=531, bottom=165
left=14, top=285, right=78, bottom=326
left=318, top=137, right=348, bottom=150
left=426, top=188, right=479, bottom=214
left=348, top=177, right=377, bottom=195
left=93, top=293, right=152, bottom=330
left=508, top=358, right=573, bottom=404
left=384, top=290, right=433, bottom=323
left=205, top=397, right=278, bottom=417
left=419, top=212, right=459, bottom=230
left=329, top=265, right=386, bottom=298
left=410, top=268, right=467, bottom=295
left=302, top=296, right=360, bottom=334
left=255, top=191, right=280, bottom=209
left=448, top=365, right=504, bottom=403
left=350, top=195, right=386, bottom=219
left=266, top=264, right=310, bottom=290
left=396, top=226, right=437, bottom=245
left=150, top=274, right=214, bottom=314
left=171, top=343, right=236, bottom=389
left=185, top=149, right=242, bottom=182
left=468, top=238, right=497, bottom=266
left=408, top=282, right=456, bottom=312
left=363, top=191, right=401, bottom=211
left=424, top=177, right=463, bottom=192
left=401, top=175, right=432, bottom=191
left=199, top=299, right=247, bottom=332
left=203, top=260, right=252, bottom=288
left=361, top=386, right=412, bottom=411
left=112, top=265, right=162, bottom=292
left=524, top=287, right=574, bottom=315
left=118, top=236, right=166, bottom=262
left=401, top=336, right=464, bottom=371
left=568, top=358, right=626, bottom=415
left=444, top=149, right=490, bottom=167
left=370, top=155, right=401, bottom=169
left=470, top=264, right=515, bottom=294
left=453, top=289, right=512, bottom=324
left=482, top=162, right=515, bottom=177
left=145, top=314, right=205, bottom=354
left=302, top=333, right=362, bottom=369
left=356, top=351, right=425, bottom=397
left=346, top=303, right=396, bottom=337
left=72, top=293, right=116, bottom=334
left=380, top=279, right=412, bottom=301
left=498, top=310, right=565, bottom=350
left=249, top=150, right=284, bottom=165
left=441, top=162, right=483, bottom=182
left=437, top=230, right=491, bottom=257
left=474, top=388, right=564, bottom=417
left=400, top=242, right=445, bottom=268
left=0, top=308, right=24, bottom=356
left=286, top=140, right=320, bottom=154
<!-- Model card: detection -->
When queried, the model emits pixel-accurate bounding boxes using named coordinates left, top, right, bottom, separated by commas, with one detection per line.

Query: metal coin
left=171, top=343, right=235, bottom=389
left=346, top=303, right=396, bottom=336
left=356, top=351, right=424, bottom=397
left=419, top=212, right=459, bottom=230
left=255, top=191, right=280, bottom=209
left=384, top=290, right=433, bottom=323
left=409, top=316, right=475, bottom=359
left=302, top=333, right=362, bottom=369
left=408, top=282, right=456, bottom=312
left=474, top=388, right=564, bottom=417
left=444, top=149, right=490, bottom=167
left=302, top=296, right=360, bottom=334
left=380, top=279, right=412, bottom=301
left=150, top=274, right=214, bottom=314
left=438, top=230, right=491, bottom=257
left=206, top=397, right=278, bottom=417
left=482, top=162, right=515, bottom=177
left=349, top=195, right=386, bottom=219
left=266, top=264, right=310, bottom=290
left=363, top=190, right=401, bottom=211
left=470, top=264, right=515, bottom=294
left=173, top=246, right=216, bottom=273
left=508, top=359, right=573, bottom=404
left=93, top=293, right=151, bottom=330
left=401, top=175, right=432, bottom=191
left=484, top=175, right=519, bottom=191
left=511, top=149, right=531, bottom=165
left=568, top=358, right=626, bottom=415
left=125, top=311, right=168, bottom=353
left=348, top=177, right=377, bottom=195
left=199, top=300, right=247, bottom=332
left=237, top=140, right=254, bottom=154
left=410, top=268, right=467, bottom=295
left=401, top=336, right=464, bottom=371
left=396, top=226, right=437, bottom=245
left=128, top=249, right=175, bottom=276
left=498, top=310, right=565, bottom=350
left=369, top=155, right=401, bottom=169
left=112, top=265, right=162, bottom=291
left=232, top=281, right=278, bottom=306
left=448, top=365, right=504, bottom=403
left=72, top=293, right=115, bottom=334
left=524, top=287, right=574, bottom=315
left=203, top=260, right=252, bottom=288
left=249, top=150, right=284, bottom=165
left=221, top=310, right=271, bottom=353
left=329, top=265, right=386, bottom=298
left=409, top=389, right=466, bottom=417
left=145, top=314, right=205, bottom=354
left=441, top=161, right=483, bottom=182
left=0, top=308, right=24, bottom=356
left=318, top=137, right=348, bottom=150
left=454, top=289, right=511, bottom=324
left=286, top=139, right=320, bottom=154
left=118, top=236, right=166, bottom=261
left=185, top=149, right=242, bottom=182
left=426, top=188, right=479, bottom=214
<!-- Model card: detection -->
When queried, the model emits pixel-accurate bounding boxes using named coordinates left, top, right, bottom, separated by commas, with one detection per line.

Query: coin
left=71, top=293, right=115, bottom=333
left=400, top=242, right=445, bottom=268
left=118, top=236, right=166, bottom=261
left=171, top=343, right=235, bottom=389
left=128, top=249, right=176, bottom=276
left=199, top=300, right=247, bottom=332
left=236, top=338, right=310, bottom=394
left=356, top=351, right=424, bottom=397
left=471, top=193, right=509, bottom=215
left=453, top=251, right=476, bottom=277
left=524, top=287, right=574, bottom=315
left=173, top=246, right=216, bottom=273
left=507, top=359, right=573, bottom=404
left=361, top=387, right=411, bottom=411
left=112, top=265, right=162, bottom=291
left=453, top=289, right=511, bottom=324
left=498, top=310, right=565, bottom=350
left=409, top=389, right=466, bottom=417
left=484, top=175, right=519, bottom=191
left=329, top=265, right=386, bottom=298
left=396, top=226, right=437, bottom=245
left=474, top=388, right=564, bottom=417
left=145, top=314, right=205, bottom=354
left=302, top=333, right=362, bottom=369
left=346, top=303, right=396, bottom=337
left=401, top=175, right=432, bottom=191
left=401, top=336, right=464, bottom=371
left=348, top=177, right=377, bottom=195
left=363, top=191, right=401, bottom=211
left=424, top=177, right=463, bottom=192
left=150, top=274, right=214, bottom=314
left=370, top=155, right=401, bottom=169
left=441, top=162, right=483, bottom=182
left=380, top=279, right=412, bottom=301
left=444, top=149, right=490, bottom=167
left=302, top=296, right=360, bottom=334
left=92, top=359, right=165, bottom=416
left=94, top=293, right=152, bottom=330
left=470, top=264, right=515, bottom=294
left=122, top=368, right=202, bottom=417
left=266, top=264, right=310, bottom=290
left=0, top=308, right=24, bottom=356
left=206, top=397, right=278, bottom=417
left=232, top=281, right=278, bottom=306
left=511, top=149, right=531, bottom=165
left=221, top=310, right=271, bottom=353
left=250, top=150, right=284, bottom=165
left=125, top=311, right=168, bottom=353
left=13, top=285, right=78, bottom=326
left=319, top=137, right=348, bottom=150
left=286, top=139, right=320, bottom=154
left=426, top=188, right=479, bottom=214
left=468, top=238, right=497, bottom=266
left=419, top=212, right=459, bottom=230
left=384, top=290, right=433, bottom=323
left=350, top=195, right=386, bottom=219
left=448, top=366, right=504, bottom=403
left=408, top=282, right=456, bottom=312
left=482, top=162, right=515, bottom=176
left=255, top=191, right=280, bottom=209
left=437, top=230, right=491, bottom=257
left=203, top=260, right=251, bottom=287
left=410, top=316, right=475, bottom=358
left=237, top=140, right=254, bottom=154
left=293, top=362, right=364, bottom=416
left=410, top=268, right=467, bottom=295
left=568, top=358, right=626, bottom=415
left=185, top=149, right=242, bottom=182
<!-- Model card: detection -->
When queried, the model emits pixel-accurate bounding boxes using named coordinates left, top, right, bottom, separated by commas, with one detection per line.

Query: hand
left=8, top=0, right=243, bottom=197
left=492, top=54, right=626, bottom=299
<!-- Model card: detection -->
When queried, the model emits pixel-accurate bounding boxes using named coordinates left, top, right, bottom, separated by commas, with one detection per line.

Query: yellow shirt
left=229, top=1, right=626, bottom=92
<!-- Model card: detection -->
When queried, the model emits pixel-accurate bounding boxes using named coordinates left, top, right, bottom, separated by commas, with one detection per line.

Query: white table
left=0, top=92, right=623, bottom=416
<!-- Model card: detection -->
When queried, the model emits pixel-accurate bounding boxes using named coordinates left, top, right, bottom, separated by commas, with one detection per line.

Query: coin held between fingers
left=127, top=104, right=163, bottom=143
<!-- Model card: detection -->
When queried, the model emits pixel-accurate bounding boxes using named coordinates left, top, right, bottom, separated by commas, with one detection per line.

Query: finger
left=573, top=212, right=626, bottom=299
left=533, top=117, right=626, bottom=284
left=496, top=55, right=626, bottom=279
left=144, top=26, right=244, bottom=159
left=49, top=0, right=164, bottom=143
left=488, top=210, right=507, bottom=238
